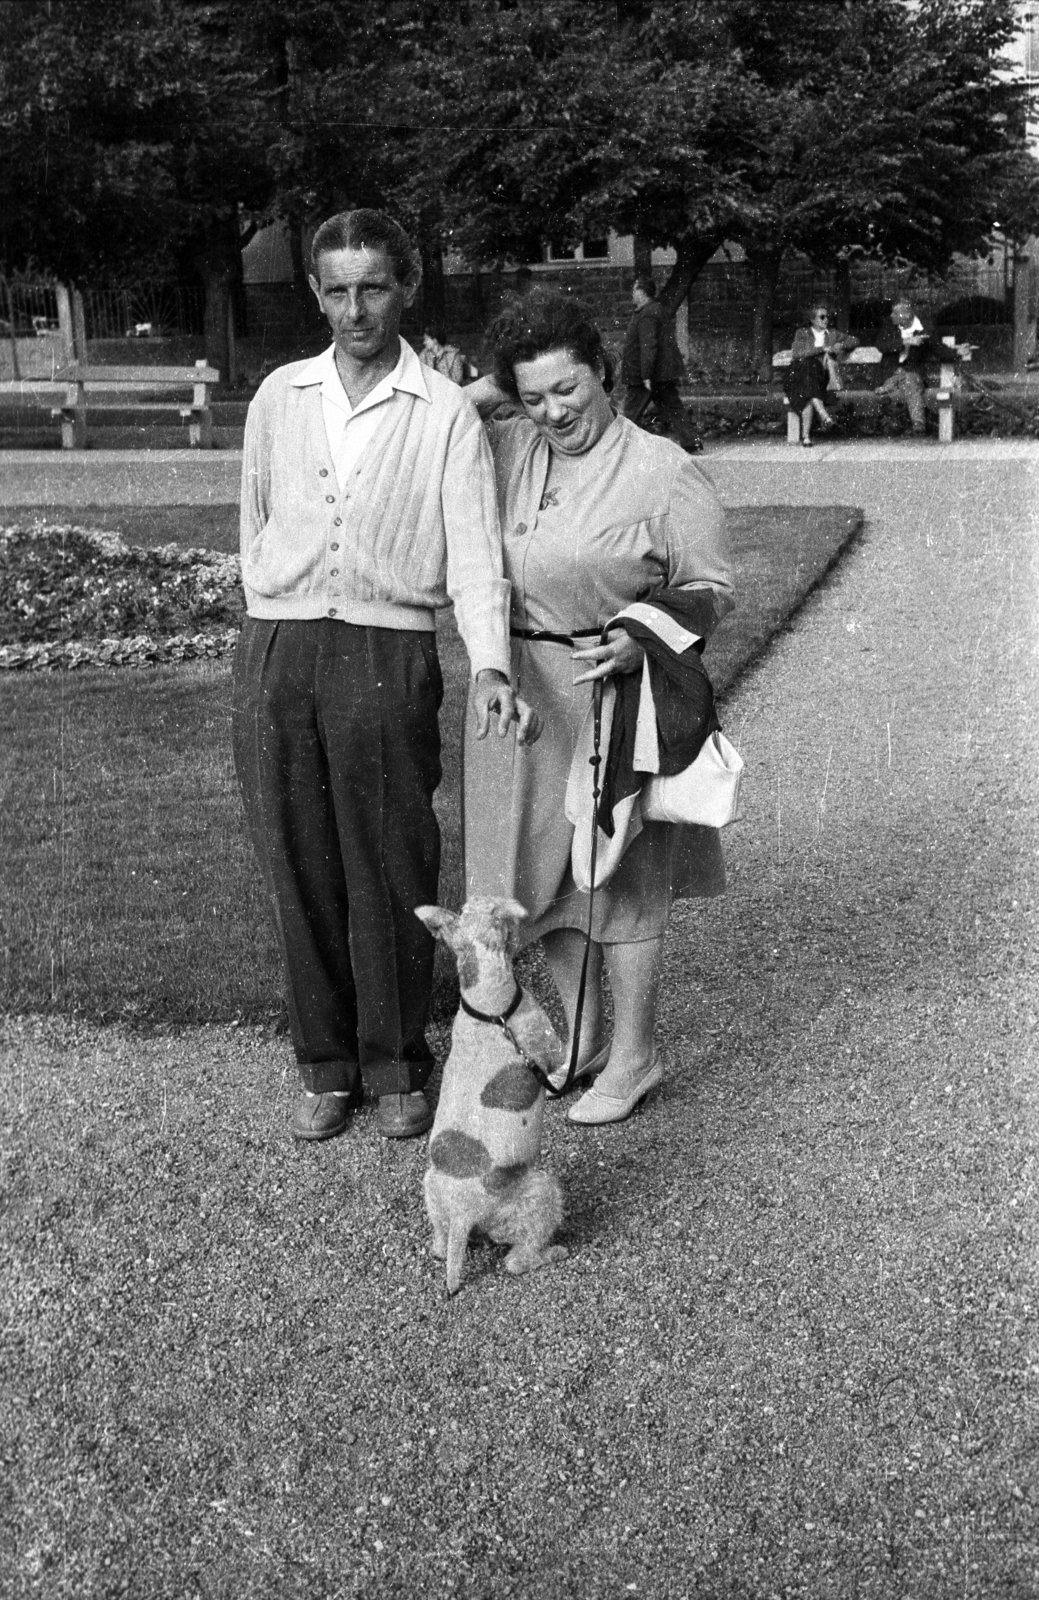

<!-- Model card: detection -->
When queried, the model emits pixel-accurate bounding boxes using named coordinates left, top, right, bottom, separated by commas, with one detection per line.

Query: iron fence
left=77, top=282, right=205, bottom=339
left=0, top=278, right=61, bottom=336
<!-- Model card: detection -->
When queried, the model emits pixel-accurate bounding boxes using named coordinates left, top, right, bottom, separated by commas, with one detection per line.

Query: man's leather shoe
left=376, top=1090, right=434, bottom=1140
left=293, top=1089, right=360, bottom=1142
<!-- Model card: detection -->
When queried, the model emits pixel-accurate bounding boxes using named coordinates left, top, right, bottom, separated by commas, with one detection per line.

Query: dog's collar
left=459, top=984, right=523, bottom=1027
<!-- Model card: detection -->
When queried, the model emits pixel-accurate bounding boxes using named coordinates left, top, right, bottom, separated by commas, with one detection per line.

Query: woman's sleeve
left=662, top=459, right=735, bottom=639
left=790, top=328, right=814, bottom=359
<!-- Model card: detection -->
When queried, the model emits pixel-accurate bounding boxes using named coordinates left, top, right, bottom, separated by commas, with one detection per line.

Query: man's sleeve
left=240, top=384, right=271, bottom=564
left=440, top=403, right=511, bottom=679
left=639, top=307, right=660, bottom=381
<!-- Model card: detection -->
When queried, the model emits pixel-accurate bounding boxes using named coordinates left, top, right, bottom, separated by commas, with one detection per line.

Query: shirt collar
left=290, top=340, right=431, bottom=412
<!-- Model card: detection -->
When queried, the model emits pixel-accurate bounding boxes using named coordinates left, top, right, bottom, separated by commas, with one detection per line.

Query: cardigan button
left=330, top=542, right=339, bottom=551
left=333, top=517, right=342, bottom=526
left=328, top=607, right=338, bottom=616
left=319, top=468, right=328, bottom=477
left=325, top=494, right=335, bottom=504
left=330, top=568, right=339, bottom=577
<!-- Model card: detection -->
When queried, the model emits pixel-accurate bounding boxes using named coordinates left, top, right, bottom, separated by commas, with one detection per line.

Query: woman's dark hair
left=489, top=286, right=612, bottom=397
left=310, top=209, right=421, bottom=285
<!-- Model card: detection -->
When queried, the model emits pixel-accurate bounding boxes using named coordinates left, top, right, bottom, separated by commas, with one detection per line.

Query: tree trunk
left=288, top=223, right=308, bottom=292
left=633, top=233, right=652, bottom=278
left=658, top=236, right=723, bottom=317
left=420, top=244, right=447, bottom=336
left=195, top=214, right=241, bottom=381
left=1013, top=251, right=1034, bottom=371
left=748, top=246, right=782, bottom=382
left=834, top=257, right=852, bottom=331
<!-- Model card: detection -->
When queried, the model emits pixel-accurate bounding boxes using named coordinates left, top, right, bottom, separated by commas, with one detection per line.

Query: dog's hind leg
left=445, top=1219, right=472, bottom=1295
left=502, top=1171, right=567, bottom=1277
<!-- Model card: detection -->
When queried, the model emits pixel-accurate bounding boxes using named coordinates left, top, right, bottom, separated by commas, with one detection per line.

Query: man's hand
left=572, top=630, right=645, bottom=685
left=473, top=669, right=542, bottom=744
left=466, top=374, right=512, bottom=419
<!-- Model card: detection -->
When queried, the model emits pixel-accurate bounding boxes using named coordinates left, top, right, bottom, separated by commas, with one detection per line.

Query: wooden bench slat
left=52, top=400, right=211, bottom=412
left=56, top=364, right=220, bottom=384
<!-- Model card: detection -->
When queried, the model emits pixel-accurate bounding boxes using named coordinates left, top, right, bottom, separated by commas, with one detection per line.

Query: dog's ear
left=495, top=898, right=528, bottom=931
left=415, top=904, right=459, bottom=942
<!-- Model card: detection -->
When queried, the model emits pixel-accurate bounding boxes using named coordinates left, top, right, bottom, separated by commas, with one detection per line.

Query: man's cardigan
left=240, top=351, right=511, bottom=678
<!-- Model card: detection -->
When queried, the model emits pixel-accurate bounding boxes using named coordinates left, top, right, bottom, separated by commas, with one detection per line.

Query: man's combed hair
left=489, top=287, right=611, bottom=397
left=310, top=209, right=422, bottom=286
left=633, top=274, right=657, bottom=298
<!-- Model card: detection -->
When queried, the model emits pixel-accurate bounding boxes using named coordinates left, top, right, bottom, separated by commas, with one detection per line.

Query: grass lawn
left=1, top=503, right=864, bottom=1024
left=3, top=485, right=1037, bottom=1599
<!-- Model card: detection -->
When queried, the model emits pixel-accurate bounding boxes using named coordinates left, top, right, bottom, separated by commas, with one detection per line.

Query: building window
left=544, top=238, right=612, bottom=263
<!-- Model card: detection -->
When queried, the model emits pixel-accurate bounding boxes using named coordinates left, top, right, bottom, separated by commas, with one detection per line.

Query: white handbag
left=641, top=729, right=744, bottom=828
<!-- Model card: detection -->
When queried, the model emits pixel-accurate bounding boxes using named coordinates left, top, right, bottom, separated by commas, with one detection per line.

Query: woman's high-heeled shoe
left=566, top=1058, right=663, bottom=1125
left=547, top=1042, right=610, bottom=1094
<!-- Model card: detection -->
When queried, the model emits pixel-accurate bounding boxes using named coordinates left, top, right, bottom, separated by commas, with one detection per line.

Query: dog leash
left=556, top=662, right=605, bottom=1097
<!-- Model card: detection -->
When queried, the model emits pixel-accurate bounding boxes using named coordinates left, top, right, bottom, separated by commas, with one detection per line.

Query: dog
left=414, top=896, right=568, bottom=1295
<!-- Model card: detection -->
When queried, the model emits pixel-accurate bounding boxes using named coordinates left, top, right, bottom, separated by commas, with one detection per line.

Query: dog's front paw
left=504, top=1243, right=568, bottom=1276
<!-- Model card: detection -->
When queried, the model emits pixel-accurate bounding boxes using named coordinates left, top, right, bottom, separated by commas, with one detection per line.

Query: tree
left=377, top=0, right=1037, bottom=376
left=0, top=0, right=338, bottom=375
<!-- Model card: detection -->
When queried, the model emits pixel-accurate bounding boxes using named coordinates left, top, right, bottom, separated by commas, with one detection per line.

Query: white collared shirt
left=293, top=340, right=431, bottom=490
left=898, top=316, right=924, bottom=362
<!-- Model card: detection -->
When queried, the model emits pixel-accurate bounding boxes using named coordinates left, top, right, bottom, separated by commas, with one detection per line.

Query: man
left=232, top=209, right=539, bottom=1144
left=620, top=275, right=701, bottom=452
left=875, top=299, right=935, bottom=435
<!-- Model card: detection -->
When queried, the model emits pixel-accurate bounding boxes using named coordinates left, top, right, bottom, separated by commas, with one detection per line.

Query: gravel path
left=3, top=444, right=1037, bottom=1597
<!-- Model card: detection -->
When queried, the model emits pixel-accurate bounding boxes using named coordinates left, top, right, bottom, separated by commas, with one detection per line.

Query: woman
left=464, top=288, right=734, bottom=1126
left=783, top=304, right=857, bottom=447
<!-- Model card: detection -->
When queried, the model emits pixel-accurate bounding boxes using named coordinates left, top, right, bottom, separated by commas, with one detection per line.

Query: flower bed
left=0, top=523, right=243, bottom=671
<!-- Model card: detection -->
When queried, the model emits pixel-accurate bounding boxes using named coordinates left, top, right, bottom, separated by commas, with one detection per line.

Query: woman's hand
left=571, top=630, right=645, bottom=684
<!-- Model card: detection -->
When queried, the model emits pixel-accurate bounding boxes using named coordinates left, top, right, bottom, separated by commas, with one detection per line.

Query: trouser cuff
left=363, top=1056, right=436, bottom=1098
left=298, top=1059, right=360, bottom=1095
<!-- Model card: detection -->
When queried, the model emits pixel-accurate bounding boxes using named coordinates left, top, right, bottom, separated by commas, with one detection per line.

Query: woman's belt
left=510, top=626, right=602, bottom=647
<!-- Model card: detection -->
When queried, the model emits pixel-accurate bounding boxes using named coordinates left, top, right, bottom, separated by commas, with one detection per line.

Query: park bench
left=49, top=360, right=220, bottom=448
left=773, top=342, right=970, bottom=443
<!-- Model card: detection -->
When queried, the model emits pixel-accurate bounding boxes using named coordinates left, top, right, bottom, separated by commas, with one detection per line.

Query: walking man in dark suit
left=619, top=275, right=701, bottom=452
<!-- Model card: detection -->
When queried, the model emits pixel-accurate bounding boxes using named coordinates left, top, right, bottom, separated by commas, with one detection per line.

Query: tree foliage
left=0, top=0, right=1035, bottom=378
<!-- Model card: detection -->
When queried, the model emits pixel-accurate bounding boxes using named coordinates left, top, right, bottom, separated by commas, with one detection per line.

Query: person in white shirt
left=232, top=209, right=540, bottom=1144
left=876, top=300, right=934, bottom=434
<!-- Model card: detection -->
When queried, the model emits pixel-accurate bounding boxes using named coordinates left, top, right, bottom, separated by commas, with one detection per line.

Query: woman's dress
left=783, top=326, right=831, bottom=412
left=783, top=326, right=856, bottom=412
left=463, top=412, right=734, bottom=945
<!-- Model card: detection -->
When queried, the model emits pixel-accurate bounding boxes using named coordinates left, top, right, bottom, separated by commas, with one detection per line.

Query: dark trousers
left=231, top=618, right=443, bottom=1096
left=621, top=381, right=701, bottom=450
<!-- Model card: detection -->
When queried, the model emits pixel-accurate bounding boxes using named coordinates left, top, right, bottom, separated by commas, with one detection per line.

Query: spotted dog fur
left=415, top=897, right=568, bottom=1295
